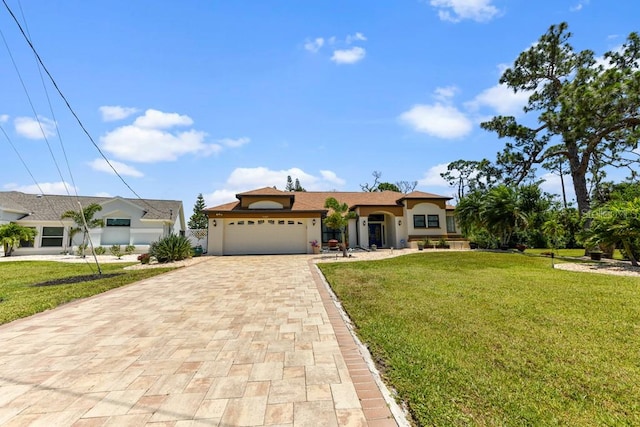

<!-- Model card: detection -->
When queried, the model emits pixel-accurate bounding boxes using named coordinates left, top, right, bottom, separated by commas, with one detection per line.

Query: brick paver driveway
left=0, top=255, right=400, bottom=426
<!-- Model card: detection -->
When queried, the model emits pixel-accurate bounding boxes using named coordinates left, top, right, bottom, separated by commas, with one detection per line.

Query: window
left=446, top=216, right=456, bottom=233
left=41, top=226, right=64, bottom=247
left=106, top=218, right=131, bottom=227
left=427, top=215, right=440, bottom=228
left=413, top=215, right=426, bottom=228
left=20, top=227, right=36, bottom=247
left=322, top=223, right=343, bottom=243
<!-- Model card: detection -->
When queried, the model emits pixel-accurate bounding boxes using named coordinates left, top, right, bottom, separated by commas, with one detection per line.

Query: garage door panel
left=223, top=220, right=307, bottom=255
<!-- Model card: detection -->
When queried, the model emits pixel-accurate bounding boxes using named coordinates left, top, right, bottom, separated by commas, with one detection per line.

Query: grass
left=0, top=261, right=176, bottom=325
left=525, top=247, right=625, bottom=260
left=319, top=252, right=640, bottom=426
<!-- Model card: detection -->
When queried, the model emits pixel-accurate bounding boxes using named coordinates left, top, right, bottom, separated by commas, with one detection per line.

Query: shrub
left=137, top=253, right=151, bottom=264
left=109, top=245, right=123, bottom=259
left=93, top=246, right=106, bottom=255
left=125, top=244, right=136, bottom=255
left=149, top=234, right=192, bottom=263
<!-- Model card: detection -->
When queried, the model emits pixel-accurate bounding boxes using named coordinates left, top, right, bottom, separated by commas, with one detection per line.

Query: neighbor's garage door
left=223, top=219, right=307, bottom=255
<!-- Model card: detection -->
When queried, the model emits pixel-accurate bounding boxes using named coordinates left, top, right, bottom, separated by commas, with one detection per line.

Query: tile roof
left=206, top=189, right=452, bottom=212
left=0, top=191, right=182, bottom=222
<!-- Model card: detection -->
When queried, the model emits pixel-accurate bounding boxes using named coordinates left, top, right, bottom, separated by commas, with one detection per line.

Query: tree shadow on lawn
left=32, top=273, right=123, bottom=287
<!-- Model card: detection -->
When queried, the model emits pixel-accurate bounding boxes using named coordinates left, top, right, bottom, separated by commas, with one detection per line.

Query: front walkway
left=0, top=255, right=404, bottom=426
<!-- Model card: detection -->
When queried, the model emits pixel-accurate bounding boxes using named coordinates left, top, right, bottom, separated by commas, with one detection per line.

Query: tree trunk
left=623, top=241, right=639, bottom=267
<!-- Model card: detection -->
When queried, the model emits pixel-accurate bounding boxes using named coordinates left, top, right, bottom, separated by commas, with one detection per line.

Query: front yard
left=0, top=261, right=176, bottom=325
left=319, top=251, right=640, bottom=426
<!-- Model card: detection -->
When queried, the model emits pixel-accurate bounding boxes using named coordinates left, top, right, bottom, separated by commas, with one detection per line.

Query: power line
left=1, top=0, right=165, bottom=217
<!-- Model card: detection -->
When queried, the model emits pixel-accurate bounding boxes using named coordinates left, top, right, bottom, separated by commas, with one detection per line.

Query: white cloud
left=331, top=47, right=366, bottom=64
left=99, top=109, right=237, bottom=163
left=101, top=126, right=212, bottom=162
left=218, top=137, right=250, bottom=148
left=0, top=114, right=8, bottom=123
left=418, top=163, right=450, bottom=187
left=14, top=116, right=56, bottom=140
left=133, top=109, right=193, bottom=129
left=539, top=172, right=576, bottom=203
left=345, top=32, right=367, bottom=44
left=320, top=170, right=346, bottom=186
left=3, top=181, right=77, bottom=195
left=204, top=167, right=346, bottom=207
left=399, top=104, right=473, bottom=139
left=304, top=37, right=325, bottom=53
left=466, top=84, right=531, bottom=115
left=430, top=0, right=500, bottom=23
left=434, top=86, right=459, bottom=101
left=99, top=105, right=138, bottom=122
left=94, top=191, right=112, bottom=197
left=570, top=0, right=589, bottom=12
left=88, top=158, right=144, bottom=177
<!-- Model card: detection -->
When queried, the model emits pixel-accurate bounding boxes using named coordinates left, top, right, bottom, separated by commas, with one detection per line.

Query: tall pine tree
left=188, top=193, right=208, bottom=229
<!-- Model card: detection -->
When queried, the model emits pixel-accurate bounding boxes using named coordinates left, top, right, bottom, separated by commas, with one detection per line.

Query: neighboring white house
left=205, top=187, right=462, bottom=255
left=0, top=191, right=185, bottom=255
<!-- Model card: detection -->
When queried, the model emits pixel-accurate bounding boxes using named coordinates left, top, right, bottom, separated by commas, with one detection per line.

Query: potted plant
left=309, top=240, right=321, bottom=254
left=437, top=237, right=450, bottom=249
left=417, top=241, right=425, bottom=251
left=137, top=253, right=151, bottom=264
left=590, top=247, right=603, bottom=261
left=370, top=244, right=377, bottom=251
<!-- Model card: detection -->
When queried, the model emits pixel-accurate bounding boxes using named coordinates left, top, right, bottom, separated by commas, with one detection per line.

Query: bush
left=125, top=244, right=136, bottom=255
left=149, top=234, right=192, bottom=263
left=110, top=245, right=123, bottom=259
left=93, top=246, right=106, bottom=255
left=137, top=253, right=151, bottom=264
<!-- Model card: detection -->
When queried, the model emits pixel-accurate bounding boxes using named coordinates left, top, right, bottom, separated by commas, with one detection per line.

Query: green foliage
left=582, top=199, right=640, bottom=266
left=0, top=223, right=37, bottom=256
left=323, top=197, right=356, bottom=257
left=93, top=246, right=106, bottom=255
left=0, top=261, right=175, bottom=325
left=149, top=234, right=192, bottom=263
left=480, top=23, right=640, bottom=216
left=124, top=244, right=136, bottom=255
left=285, top=176, right=306, bottom=192
left=377, top=182, right=401, bottom=192
left=109, top=245, right=123, bottom=259
left=61, top=203, right=104, bottom=254
left=320, top=252, right=640, bottom=426
left=188, top=193, right=208, bottom=229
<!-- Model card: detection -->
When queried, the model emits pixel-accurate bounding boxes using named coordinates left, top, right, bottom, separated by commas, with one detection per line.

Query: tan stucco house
left=205, top=187, right=461, bottom=255
left=0, top=191, right=185, bottom=255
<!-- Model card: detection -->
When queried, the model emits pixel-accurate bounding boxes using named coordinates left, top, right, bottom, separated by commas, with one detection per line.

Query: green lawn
left=0, top=261, right=175, bottom=325
left=525, top=247, right=625, bottom=260
left=319, top=252, right=640, bottom=426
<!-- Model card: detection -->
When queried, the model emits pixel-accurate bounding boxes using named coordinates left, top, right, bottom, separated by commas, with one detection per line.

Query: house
left=205, top=187, right=462, bottom=255
left=0, top=191, right=185, bottom=255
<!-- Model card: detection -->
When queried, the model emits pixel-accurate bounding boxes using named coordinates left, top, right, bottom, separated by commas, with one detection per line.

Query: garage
left=222, top=218, right=308, bottom=255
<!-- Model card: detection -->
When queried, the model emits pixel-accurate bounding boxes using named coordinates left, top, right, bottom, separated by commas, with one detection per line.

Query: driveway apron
left=0, top=256, right=399, bottom=426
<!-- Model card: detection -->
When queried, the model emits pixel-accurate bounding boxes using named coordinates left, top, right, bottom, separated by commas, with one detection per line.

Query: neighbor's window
left=20, top=227, right=36, bottom=247
left=106, top=218, right=131, bottom=227
left=413, top=215, right=426, bottom=228
left=427, top=215, right=440, bottom=228
left=446, top=216, right=456, bottom=233
left=41, top=226, right=64, bottom=247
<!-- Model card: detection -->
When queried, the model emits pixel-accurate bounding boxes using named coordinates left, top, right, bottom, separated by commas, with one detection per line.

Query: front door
left=368, top=223, right=383, bottom=247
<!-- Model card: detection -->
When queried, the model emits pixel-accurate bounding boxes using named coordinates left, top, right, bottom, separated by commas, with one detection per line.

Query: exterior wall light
left=213, top=219, right=217, bottom=227
left=362, top=220, right=366, bottom=226
left=398, top=219, right=402, bottom=226
left=312, top=219, right=316, bottom=226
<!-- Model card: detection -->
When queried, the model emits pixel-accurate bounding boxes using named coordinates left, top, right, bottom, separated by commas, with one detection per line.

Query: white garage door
left=223, top=219, right=308, bottom=255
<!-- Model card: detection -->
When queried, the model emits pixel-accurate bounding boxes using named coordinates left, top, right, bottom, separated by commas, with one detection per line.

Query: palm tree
left=584, top=199, right=640, bottom=267
left=61, top=203, right=104, bottom=257
left=0, top=223, right=37, bottom=257
left=481, top=185, right=528, bottom=248
left=323, top=197, right=356, bottom=257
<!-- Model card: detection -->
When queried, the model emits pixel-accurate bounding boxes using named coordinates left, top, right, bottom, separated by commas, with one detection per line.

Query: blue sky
left=1, top=0, right=638, bottom=210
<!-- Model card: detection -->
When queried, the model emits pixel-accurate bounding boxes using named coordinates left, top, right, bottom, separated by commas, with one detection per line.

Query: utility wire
left=17, top=0, right=79, bottom=199
left=0, top=25, right=71, bottom=197
left=1, top=0, right=166, bottom=218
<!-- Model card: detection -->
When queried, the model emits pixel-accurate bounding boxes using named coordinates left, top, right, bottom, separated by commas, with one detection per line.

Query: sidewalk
left=0, top=254, right=408, bottom=426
